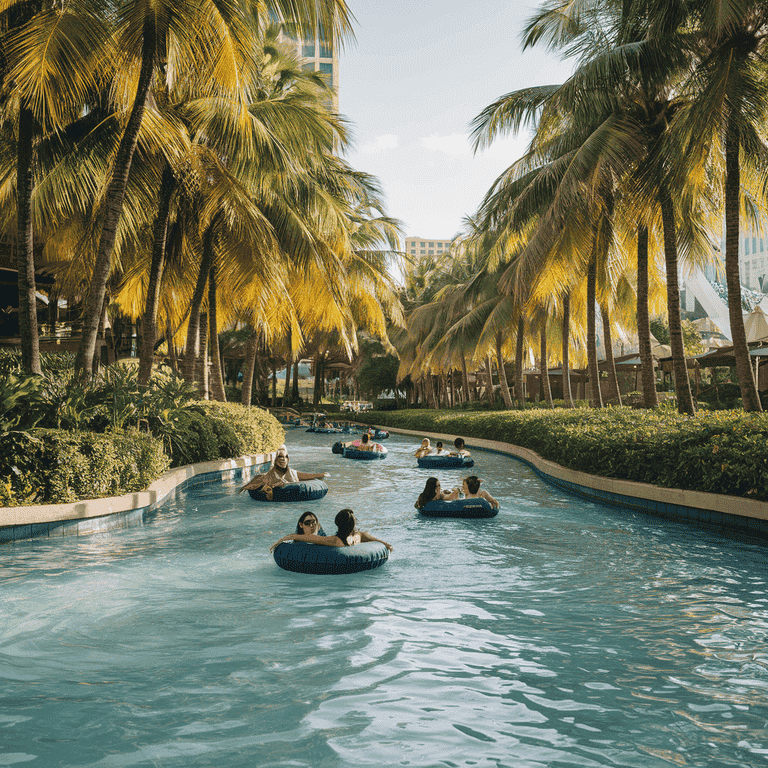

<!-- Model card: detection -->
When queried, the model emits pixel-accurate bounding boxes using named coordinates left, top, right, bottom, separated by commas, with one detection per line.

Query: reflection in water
left=1, top=429, right=767, bottom=767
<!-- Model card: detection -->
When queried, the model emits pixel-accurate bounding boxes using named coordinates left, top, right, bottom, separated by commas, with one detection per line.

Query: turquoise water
left=2, top=429, right=768, bottom=767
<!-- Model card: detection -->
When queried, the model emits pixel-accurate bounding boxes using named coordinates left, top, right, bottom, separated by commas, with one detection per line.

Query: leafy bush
left=0, top=428, right=169, bottom=505
left=351, top=407, right=768, bottom=501
left=1, top=361, right=286, bottom=503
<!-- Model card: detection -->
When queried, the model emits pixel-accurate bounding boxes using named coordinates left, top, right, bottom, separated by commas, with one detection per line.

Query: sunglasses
left=276, top=454, right=289, bottom=459
left=300, top=519, right=317, bottom=527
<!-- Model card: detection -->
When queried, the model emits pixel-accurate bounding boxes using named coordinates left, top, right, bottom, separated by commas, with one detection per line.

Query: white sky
left=338, top=0, right=575, bottom=244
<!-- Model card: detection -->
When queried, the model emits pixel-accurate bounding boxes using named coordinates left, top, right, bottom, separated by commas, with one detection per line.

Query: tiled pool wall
left=0, top=460, right=269, bottom=544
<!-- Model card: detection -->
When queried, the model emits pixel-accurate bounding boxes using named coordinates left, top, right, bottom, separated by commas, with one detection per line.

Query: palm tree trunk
left=271, top=361, right=277, bottom=407
left=540, top=323, right=553, bottom=408
left=601, top=304, right=622, bottom=405
left=292, top=357, right=300, bottom=401
left=241, top=327, right=258, bottom=406
left=183, top=225, right=215, bottom=388
left=196, top=313, right=209, bottom=399
left=460, top=351, right=470, bottom=402
left=208, top=266, right=226, bottom=402
left=75, top=14, right=157, bottom=378
left=312, top=355, right=324, bottom=406
left=16, top=106, right=41, bottom=375
left=484, top=355, right=494, bottom=403
left=138, top=162, right=175, bottom=386
left=166, top=306, right=178, bottom=372
left=282, top=331, right=292, bottom=405
left=636, top=225, right=658, bottom=408
left=561, top=291, right=574, bottom=407
left=587, top=246, right=603, bottom=408
left=496, top=332, right=513, bottom=408
left=725, top=116, right=762, bottom=411
left=515, top=316, right=525, bottom=408
left=659, top=183, right=695, bottom=415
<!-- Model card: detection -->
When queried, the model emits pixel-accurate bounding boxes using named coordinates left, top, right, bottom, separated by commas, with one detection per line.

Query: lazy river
left=1, top=429, right=767, bottom=767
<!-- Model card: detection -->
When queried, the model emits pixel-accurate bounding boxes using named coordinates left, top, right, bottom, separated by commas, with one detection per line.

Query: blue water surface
left=2, top=429, right=768, bottom=768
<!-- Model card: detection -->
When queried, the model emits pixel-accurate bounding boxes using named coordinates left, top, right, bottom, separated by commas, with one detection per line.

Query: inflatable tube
left=315, top=427, right=342, bottom=434
left=342, top=445, right=387, bottom=460
left=248, top=479, right=328, bottom=502
left=420, top=498, right=498, bottom=518
left=373, top=430, right=389, bottom=440
left=273, top=541, right=389, bottom=574
left=417, top=455, right=475, bottom=469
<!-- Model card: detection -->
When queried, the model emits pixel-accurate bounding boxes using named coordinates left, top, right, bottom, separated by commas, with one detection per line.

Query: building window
left=301, top=62, right=315, bottom=71
left=753, top=236, right=757, bottom=252
left=745, top=238, right=750, bottom=255
left=319, top=62, right=333, bottom=74
left=303, top=42, right=315, bottom=57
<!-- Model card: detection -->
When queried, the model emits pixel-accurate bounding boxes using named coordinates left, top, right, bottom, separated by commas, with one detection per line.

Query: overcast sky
left=338, top=0, right=575, bottom=243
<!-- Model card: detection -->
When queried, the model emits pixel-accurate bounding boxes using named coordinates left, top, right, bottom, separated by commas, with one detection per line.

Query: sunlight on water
left=2, top=428, right=767, bottom=767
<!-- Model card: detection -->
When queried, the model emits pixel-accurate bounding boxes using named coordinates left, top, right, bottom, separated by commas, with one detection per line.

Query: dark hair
left=436, top=441, right=443, bottom=449
left=464, top=475, right=481, bottom=494
left=334, top=508, right=356, bottom=545
left=361, top=433, right=370, bottom=444
left=295, top=511, right=325, bottom=536
left=415, top=477, right=440, bottom=509
left=454, top=437, right=465, bottom=449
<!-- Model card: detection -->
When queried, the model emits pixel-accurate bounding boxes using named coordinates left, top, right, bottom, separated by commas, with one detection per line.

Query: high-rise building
left=281, top=20, right=339, bottom=111
left=404, top=237, right=453, bottom=257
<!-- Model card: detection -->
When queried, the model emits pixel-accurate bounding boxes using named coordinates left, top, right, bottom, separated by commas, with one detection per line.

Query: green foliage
left=352, top=408, right=768, bottom=501
left=0, top=362, right=285, bottom=504
left=0, top=349, right=75, bottom=377
left=0, top=428, right=169, bottom=505
left=649, top=317, right=670, bottom=345
left=0, top=374, right=48, bottom=431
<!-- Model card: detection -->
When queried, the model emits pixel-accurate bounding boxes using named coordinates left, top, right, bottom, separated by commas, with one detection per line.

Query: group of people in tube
left=237, top=445, right=393, bottom=552
left=337, top=432, right=385, bottom=453
left=237, top=437, right=497, bottom=556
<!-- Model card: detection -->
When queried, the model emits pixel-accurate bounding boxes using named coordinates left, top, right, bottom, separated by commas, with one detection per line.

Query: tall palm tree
left=669, top=0, right=768, bottom=411
left=73, top=0, right=354, bottom=378
left=2, top=0, right=111, bottom=374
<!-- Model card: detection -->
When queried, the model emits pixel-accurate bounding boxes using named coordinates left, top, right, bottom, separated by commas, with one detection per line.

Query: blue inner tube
left=273, top=541, right=389, bottom=574
left=373, top=430, right=389, bottom=439
left=417, top=455, right=475, bottom=469
left=343, top=446, right=387, bottom=460
left=248, top=479, right=328, bottom=502
left=315, top=427, right=342, bottom=434
left=420, top=498, right=498, bottom=518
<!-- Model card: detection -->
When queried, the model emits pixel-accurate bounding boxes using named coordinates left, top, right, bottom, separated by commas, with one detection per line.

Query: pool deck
left=2, top=428, right=767, bottom=543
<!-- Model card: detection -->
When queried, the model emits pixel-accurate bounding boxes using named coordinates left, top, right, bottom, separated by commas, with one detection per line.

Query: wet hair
left=464, top=475, right=481, bottom=494
left=361, top=433, right=370, bottom=444
left=416, top=477, right=440, bottom=509
left=295, top=511, right=325, bottom=536
left=454, top=437, right=465, bottom=450
left=334, top=508, right=356, bottom=545
left=436, top=441, right=443, bottom=450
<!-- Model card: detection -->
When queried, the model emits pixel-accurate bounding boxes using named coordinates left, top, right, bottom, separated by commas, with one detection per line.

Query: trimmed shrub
left=351, top=407, right=768, bottom=501
left=0, top=428, right=169, bottom=505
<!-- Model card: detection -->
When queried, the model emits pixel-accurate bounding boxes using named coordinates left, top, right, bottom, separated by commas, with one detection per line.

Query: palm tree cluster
left=398, top=0, right=767, bottom=414
left=4, top=0, right=404, bottom=402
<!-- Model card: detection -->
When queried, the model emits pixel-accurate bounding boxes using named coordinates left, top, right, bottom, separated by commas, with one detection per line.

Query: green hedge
left=162, top=401, right=285, bottom=467
left=0, top=402, right=284, bottom=506
left=0, top=428, right=170, bottom=506
left=351, top=407, right=768, bottom=501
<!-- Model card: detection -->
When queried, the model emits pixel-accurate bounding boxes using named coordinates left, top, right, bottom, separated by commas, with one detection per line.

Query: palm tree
left=72, top=0, right=354, bottom=378
left=669, top=0, right=768, bottom=411
left=2, top=0, right=111, bottom=374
